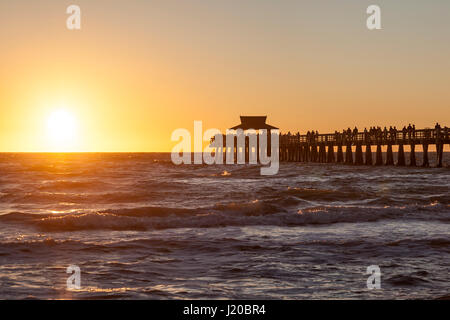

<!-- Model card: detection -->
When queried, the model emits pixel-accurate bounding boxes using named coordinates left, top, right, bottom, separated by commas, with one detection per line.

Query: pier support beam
left=386, top=144, right=394, bottom=165
left=318, top=144, right=323, bottom=162
left=319, top=143, right=327, bottom=163
left=337, top=144, right=344, bottom=163
left=409, top=144, right=416, bottom=166
left=422, top=143, right=429, bottom=167
left=437, top=142, right=444, bottom=168
left=304, top=144, right=310, bottom=162
left=316, top=144, right=321, bottom=162
left=397, top=144, right=406, bottom=166
left=234, top=136, right=238, bottom=163
left=256, top=135, right=260, bottom=163
left=245, top=137, right=249, bottom=163
left=345, top=144, right=353, bottom=164
left=311, top=145, right=318, bottom=162
left=318, top=144, right=322, bottom=162
left=375, top=144, right=383, bottom=165
left=327, top=144, right=335, bottom=163
left=365, top=144, right=372, bottom=165
left=355, top=143, right=364, bottom=165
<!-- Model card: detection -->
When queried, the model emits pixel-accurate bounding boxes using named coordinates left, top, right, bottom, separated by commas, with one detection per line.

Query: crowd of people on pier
left=281, top=123, right=449, bottom=144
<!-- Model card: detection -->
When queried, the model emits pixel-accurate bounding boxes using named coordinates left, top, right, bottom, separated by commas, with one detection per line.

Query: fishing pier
left=217, top=116, right=449, bottom=167
left=279, top=128, right=448, bottom=167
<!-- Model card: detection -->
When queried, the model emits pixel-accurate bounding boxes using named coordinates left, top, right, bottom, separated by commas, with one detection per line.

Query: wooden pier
left=279, top=128, right=449, bottom=167
left=214, top=117, right=448, bottom=168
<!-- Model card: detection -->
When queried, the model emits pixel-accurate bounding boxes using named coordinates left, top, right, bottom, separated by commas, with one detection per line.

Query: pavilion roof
left=229, top=116, right=278, bottom=130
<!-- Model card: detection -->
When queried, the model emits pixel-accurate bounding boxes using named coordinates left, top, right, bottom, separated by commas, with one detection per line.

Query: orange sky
left=1, top=0, right=449, bottom=152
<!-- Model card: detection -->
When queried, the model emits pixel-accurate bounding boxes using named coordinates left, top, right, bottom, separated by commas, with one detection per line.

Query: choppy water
left=0, top=153, right=448, bottom=299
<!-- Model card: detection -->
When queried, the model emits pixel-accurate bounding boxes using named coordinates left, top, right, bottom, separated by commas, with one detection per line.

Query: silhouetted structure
left=279, top=125, right=449, bottom=167
left=215, top=116, right=279, bottom=163
left=214, top=118, right=448, bottom=167
left=230, top=116, right=278, bottom=131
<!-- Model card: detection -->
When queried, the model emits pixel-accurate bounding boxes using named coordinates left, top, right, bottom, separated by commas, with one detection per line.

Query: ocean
left=0, top=153, right=448, bottom=299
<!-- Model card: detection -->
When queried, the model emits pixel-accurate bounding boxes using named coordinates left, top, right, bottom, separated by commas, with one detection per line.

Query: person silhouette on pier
left=352, top=127, right=358, bottom=140
left=346, top=128, right=351, bottom=142
left=435, top=122, right=441, bottom=139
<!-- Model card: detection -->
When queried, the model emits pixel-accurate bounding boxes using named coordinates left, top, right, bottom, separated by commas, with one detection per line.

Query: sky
left=1, top=0, right=449, bottom=151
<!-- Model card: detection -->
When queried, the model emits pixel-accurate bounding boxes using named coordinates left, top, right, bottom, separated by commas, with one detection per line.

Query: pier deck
left=279, top=128, right=449, bottom=167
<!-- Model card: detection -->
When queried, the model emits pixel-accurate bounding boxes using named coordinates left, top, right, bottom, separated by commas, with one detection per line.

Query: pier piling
left=327, top=144, right=335, bottom=163
left=375, top=145, right=383, bottom=165
left=355, top=143, right=364, bottom=165
left=345, top=144, right=353, bottom=164
left=409, top=144, right=416, bottom=166
left=437, top=143, right=444, bottom=168
left=365, top=144, right=372, bottom=165
left=397, top=144, right=406, bottom=166
left=422, top=143, right=429, bottom=167
left=337, top=145, right=344, bottom=163
left=386, top=144, right=394, bottom=165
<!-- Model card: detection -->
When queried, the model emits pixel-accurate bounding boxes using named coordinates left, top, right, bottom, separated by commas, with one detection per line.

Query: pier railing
left=281, top=128, right=448, bottom=145
left=278, top=127, right=448, bottom=167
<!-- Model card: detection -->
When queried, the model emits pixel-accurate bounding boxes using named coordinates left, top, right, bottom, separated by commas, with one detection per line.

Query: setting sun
left=46, top=109, right=78, bottom=151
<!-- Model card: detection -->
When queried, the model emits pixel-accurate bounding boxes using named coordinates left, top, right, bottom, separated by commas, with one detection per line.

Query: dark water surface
left=0, top=153, right=448, bottom=299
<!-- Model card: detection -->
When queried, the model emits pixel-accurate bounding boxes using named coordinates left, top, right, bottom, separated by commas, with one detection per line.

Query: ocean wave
left=280, top=187, right=370, bottom=202
left=386, top=274, right=430, bottom=286
left=37, top=180, right=113, bottom=192
left=1, top=200, right=448, bottom=232
left=0, top=235, right=448, bottom=258
left=385, top=238, right=450, bottom=248
left=0, top=191, right=158, bottom=204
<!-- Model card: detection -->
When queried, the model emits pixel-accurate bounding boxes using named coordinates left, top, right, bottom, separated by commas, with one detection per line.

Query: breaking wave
left=1, top=200, right=448, bottom=232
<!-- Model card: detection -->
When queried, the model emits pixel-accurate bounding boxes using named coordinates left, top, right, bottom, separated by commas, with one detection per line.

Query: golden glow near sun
left=46, top=109, right=78, bottom=151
